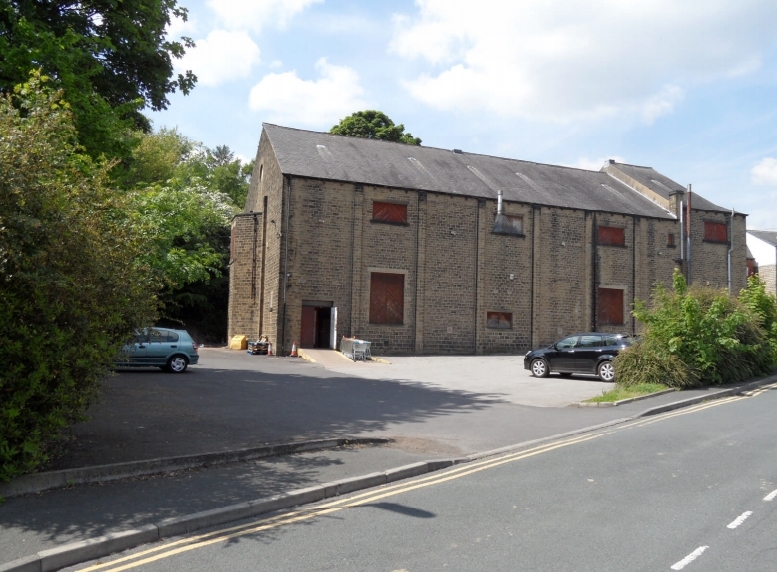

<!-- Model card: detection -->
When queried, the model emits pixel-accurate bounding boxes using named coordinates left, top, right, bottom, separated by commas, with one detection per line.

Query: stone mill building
left=228, top=124, right=747, bottom=356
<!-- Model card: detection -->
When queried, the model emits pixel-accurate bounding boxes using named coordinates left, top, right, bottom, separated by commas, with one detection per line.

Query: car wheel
left=598, top=360, right=615, bottom=382
left=531, top=358, right=549, bottom=378
left=166, top=355, right=188, bottom=373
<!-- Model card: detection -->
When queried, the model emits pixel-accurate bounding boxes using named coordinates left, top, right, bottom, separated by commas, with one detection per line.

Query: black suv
left=523, top=333, right=633, bottom=382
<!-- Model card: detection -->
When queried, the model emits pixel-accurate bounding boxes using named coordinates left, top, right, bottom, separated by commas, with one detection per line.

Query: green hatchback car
left=116, top=327, right=199, bottom=373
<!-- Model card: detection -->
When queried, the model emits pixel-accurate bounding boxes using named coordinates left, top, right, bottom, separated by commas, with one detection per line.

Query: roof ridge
left=264, top=123, right=617, bottom=173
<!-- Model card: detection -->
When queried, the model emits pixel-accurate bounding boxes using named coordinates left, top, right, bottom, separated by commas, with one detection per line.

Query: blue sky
left=153, top=0, right=777, bottom=230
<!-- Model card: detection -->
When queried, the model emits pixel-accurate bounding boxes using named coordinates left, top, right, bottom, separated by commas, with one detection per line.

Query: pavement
left=1, top=348, right=775, bottom=572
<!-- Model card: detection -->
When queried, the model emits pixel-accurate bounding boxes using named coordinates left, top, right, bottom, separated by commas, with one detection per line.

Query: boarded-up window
left=747, top=259, right=757, bottom=277
left=369, top=273, right=404, bottom=324
left=704, top=221, right=727, bottom=243
left=598, top=226, right=625, bottom=246
left=486, top=312, right=512, bottom=329
left=373, top=201, right=407, bottom=224
left=667, top=233, right=675, bottom=247
left=598, top=288, right=624, bottom=325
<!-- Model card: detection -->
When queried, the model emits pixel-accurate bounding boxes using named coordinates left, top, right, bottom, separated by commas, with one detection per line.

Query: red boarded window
left=373, top=201, right=407, bottom=224
left=369, top=273, right=404, bottom=324
left=667, top=233, right=675, bottom=247
left=598, top=226, right=625, bottom=246
left=704, top=221, right=727, bottom=243
left=486, top=312, right=512, bottom=329
left=598, top=288, right=624, bottom=325
left=747, top=259, right=757, bottom=277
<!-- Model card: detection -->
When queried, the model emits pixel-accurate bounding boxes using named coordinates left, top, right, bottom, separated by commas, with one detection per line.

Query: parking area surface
left=52, top=348, right=626, bottom=472
left=296, top=349, right=614, bottom=407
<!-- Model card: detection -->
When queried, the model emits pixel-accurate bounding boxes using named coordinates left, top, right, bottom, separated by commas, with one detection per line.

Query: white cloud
left=391, top=0, right=776, bottom=123
left=207, top=0, right=323, bottom=32
left=751, top=158, right=777, bottom=186
left=571, top=156, right=626, bottom=171
left=175, top=30, right=261, bottom=87
left=166, top=14, right=197, bottom=39
left=640, top=85, right=685, bottom=125
left=248, top=58, right=369, bottom=127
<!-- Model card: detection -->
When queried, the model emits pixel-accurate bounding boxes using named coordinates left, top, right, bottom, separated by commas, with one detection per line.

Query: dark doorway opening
left=300, top=302, right=334, bottom=349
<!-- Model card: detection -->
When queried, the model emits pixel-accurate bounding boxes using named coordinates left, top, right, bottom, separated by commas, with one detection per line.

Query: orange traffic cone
left=267, top=342, right=273, bottom=356
left=290, top=341, right=298, bottom=357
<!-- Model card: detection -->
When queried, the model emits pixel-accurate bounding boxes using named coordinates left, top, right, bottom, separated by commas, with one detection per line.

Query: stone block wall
left=759, top=264, right=777, bottom=296
left=229, top=131, right=285, bottom=350
left=356, top=186, right=420, bottom=353
left=479, top=202, right=533, bottom=354
left=230, top=163, right=745, bottom=355
left=282, top=179, right=356, bottom=351
left=595, top=213, right=634, bottom=336
left=689, top=211, right=747, bottom=292
left=533, top=208, right=589, bottom=346
left=227, top=213, right=263, bottom=339
left=420, top=193, right=479, bottom=354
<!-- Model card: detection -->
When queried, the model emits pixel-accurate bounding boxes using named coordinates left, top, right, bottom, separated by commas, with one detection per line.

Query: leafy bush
left=615, top=338, right=700, bottom=389
left=616, top=270, right=774, bottom=389
left=739, top=274, right=777, bottom=362
left=0, top=74, right=158, bottom=481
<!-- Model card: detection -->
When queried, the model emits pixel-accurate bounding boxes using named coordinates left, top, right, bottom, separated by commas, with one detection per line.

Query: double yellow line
left=614, top=380, right=777, bottom=432
left=79, top=432, right=602, bottom=572
left=80, top=381, right=777, bottom=571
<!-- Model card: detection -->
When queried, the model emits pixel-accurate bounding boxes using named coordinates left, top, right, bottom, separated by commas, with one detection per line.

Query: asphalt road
left=64, top=382, right=777, bottom=572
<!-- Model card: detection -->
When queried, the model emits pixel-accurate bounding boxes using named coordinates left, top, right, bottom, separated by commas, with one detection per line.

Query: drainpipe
left=497, top=189, right=503, bottom=215
left=280, top=175, right=292, bottom=355
left=679, top=200, right=685, bottom=278
left=728, top=209, right=734, bottom=294
left=686, top=185, right=692, bottom=284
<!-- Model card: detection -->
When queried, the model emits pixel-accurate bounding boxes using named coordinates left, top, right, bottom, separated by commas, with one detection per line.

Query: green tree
left=0, top=73, right=159, bottom=480
left=129, top=180, right=237, bottom=290
left=330, top=110, right=421, bottom=145
left=119, top=127, right=195, bottom=188
left=120, top=129, right=249, bottom=342
left=0, top=0, right=197, bottom=158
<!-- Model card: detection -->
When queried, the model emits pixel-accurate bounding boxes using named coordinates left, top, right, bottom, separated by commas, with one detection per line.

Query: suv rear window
left=603, top=335, right=630, bottom=346
left=579, top=335, right=602, bottom=347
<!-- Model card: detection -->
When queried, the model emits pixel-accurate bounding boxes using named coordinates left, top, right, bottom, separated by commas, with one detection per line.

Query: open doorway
left=300, top=301, right=337, bottom=349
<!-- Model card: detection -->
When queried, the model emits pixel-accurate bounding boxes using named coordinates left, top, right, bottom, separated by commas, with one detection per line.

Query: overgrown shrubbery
left=0, top=74, right=158, bottom=481
left=615, top=271, right=777, bottom=389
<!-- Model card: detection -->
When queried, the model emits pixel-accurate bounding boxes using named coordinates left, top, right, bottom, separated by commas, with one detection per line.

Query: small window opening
left=704, top=221, right=727, bottom=243
left=487, top=312, right=512, bottom=329
left=369, top=272, right=405, bottom=324
left=598, top=288, right=624, bottom=325
left=493, top=214, right=523, bottom=235
left=598, top=226, right=625, bottom=246
left=372, top=201, right=407, bottom=224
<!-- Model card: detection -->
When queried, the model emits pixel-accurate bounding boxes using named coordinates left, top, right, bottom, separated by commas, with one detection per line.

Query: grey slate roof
left=748, top=230, right=777, bottom=247
left=263, top=124, right=675, bottom=220
left=608, top=162, right=729, bottom=213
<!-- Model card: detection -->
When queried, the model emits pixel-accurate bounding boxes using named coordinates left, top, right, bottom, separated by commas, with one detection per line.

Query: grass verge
left=586, top=383, right=671, bottom=403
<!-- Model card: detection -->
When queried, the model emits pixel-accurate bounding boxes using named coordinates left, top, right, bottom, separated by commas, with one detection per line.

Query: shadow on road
left=51, top=361, right=507, bottom=470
